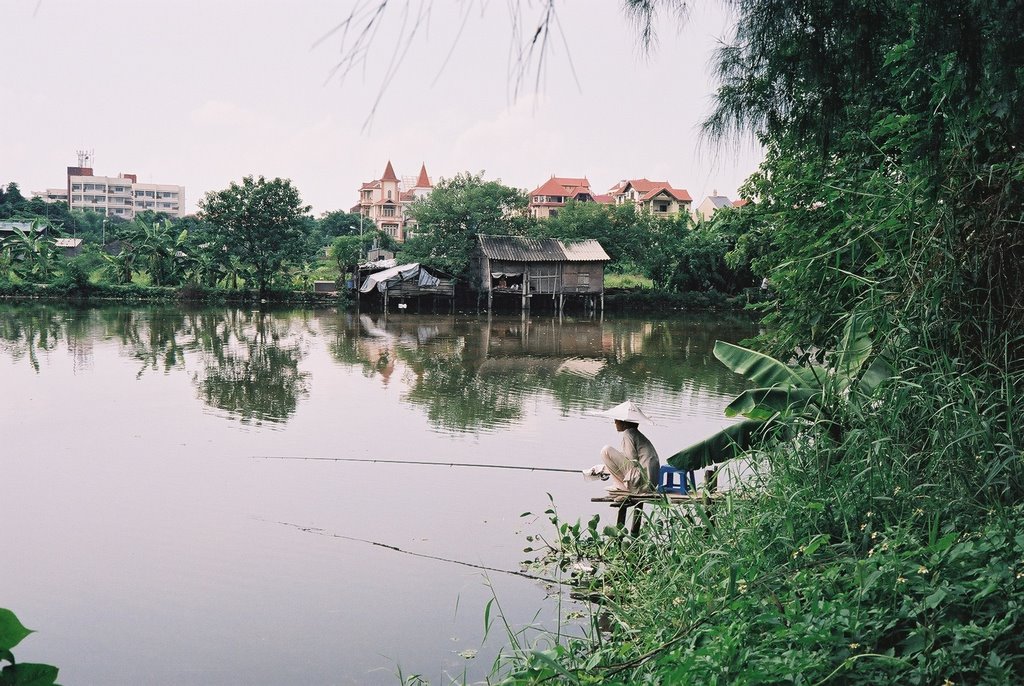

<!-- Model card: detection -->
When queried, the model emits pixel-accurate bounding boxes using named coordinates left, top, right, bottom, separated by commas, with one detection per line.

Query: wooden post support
left=630, top=503, right=644, bottom=536
left=616, top=501, right=630, bottom=527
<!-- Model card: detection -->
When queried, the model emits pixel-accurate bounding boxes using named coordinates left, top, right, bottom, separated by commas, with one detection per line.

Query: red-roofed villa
left=607, top=178, right=693, bottom=217
left=527, top=176, right=596, bottom=219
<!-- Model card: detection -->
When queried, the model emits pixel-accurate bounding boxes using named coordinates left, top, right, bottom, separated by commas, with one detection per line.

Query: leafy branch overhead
left=0, top=608, right=60, bottom=686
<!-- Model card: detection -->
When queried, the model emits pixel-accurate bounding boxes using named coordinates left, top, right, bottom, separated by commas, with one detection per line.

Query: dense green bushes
left=493, top=0, right=1024, bottom=682
left=501, top=352, right=1023, bottom=684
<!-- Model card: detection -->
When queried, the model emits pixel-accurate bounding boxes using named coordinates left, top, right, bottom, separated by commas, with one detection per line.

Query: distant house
left=694, top=191, right=734, bottom=221
left=54, top=237, right=83, bottom=257
left=527, top=176, right=596, bottom=219
left=607, top=178, right=692, bottom=217
left=470, top=234, right=611, bottom=312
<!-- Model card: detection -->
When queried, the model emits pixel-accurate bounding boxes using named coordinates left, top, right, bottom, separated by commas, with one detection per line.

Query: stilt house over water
left=470, top=235, right=611, bottom=313
left=359, top=262, right=456, bottom=313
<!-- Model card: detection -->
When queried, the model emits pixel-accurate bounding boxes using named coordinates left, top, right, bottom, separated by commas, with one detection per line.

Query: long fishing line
left=267, top=519, right=563, bottom=585
left=251, top=455, right=582, bottom=474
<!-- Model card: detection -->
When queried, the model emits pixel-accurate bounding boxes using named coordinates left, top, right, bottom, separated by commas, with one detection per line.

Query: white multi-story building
left=33, top=157, right=186, bottom=219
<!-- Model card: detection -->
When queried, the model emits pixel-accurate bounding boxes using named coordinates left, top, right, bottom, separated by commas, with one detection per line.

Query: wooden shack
left=471, top=235, right=611, bottom=312
left=358, top=262, right=455, bottom=313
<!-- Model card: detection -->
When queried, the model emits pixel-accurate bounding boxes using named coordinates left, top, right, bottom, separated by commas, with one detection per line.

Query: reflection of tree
left=190, top=310, right=310, bottom=425
left=197, top=339, right=309, bottom=425
left=0, top=304, right=66, bottom=372
left=0, top=304, right=311, bottom=425
left=320, top=312, right=761, bottom=432
left=2, top=304, right=759, bottom=432
left=401, top=350, right=527, bottom=431
left=104, top=307, right=310, bottom=423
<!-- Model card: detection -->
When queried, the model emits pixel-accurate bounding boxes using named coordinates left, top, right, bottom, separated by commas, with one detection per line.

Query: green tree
left=198, top=176, right=312, bottom=297
left=329, top=234, right=364, bottom=284
left=318, top=210, right=366, bottom=239
left=693, top=0, right=1024, bottom=356
left=399, top=172, right=531, bottom=278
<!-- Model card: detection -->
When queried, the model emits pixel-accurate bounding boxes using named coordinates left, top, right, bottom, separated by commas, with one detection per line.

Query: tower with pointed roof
left=353, top=161, right=434, bottom=243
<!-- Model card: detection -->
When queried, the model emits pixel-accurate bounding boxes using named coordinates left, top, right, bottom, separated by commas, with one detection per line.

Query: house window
left=657, top=203, right=669, bottom=213
left=382, top=205, right=396, bottom=217
left=577, top=272, right=590, bottom=288
left=387, top=190, right=392, bottom=200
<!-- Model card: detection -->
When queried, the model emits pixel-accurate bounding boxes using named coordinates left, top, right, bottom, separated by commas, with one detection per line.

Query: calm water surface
left=1, top=303, right=759, bottom=685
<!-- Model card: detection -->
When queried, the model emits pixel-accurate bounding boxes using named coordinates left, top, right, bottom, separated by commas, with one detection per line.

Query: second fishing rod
left=250, top=454, right=585, bottom=474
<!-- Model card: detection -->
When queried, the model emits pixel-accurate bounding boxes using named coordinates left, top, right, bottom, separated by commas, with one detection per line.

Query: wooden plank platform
left=591, top=490, right=727, bottom=504
left=591, top=490, right=727, bottom=535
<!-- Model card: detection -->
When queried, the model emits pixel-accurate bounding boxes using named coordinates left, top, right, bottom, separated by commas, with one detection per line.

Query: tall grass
left=495, top=339, right=1023, bottom=684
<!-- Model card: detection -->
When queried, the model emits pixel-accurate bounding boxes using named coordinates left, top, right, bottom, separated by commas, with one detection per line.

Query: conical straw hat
left=594, top=400, right=655, bottom=424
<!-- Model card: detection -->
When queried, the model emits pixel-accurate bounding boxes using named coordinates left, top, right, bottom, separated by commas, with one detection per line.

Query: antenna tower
left=76, top=149, right=94, bottom=168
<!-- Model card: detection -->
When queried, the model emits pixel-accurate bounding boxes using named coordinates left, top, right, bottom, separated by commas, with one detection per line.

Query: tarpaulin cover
left=359, top=263, right=440, bottom=293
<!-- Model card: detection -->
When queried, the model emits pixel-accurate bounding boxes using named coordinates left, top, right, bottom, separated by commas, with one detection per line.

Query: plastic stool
left=657, top=465, right=696, bottom=494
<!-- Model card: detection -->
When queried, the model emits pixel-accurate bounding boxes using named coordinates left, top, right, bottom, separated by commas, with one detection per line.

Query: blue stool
left=657, top=465, right=696, bottom=494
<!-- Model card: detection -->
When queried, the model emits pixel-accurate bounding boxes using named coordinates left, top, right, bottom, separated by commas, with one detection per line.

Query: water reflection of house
left=470, top=235, right=611, bottom=313
left=348, top=314, right=462, bottom=385
left=463, top=316, right=607, bottom=375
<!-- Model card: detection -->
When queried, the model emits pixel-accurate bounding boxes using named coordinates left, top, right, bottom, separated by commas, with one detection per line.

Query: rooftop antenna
left=76, top=149, right=93, bottom=168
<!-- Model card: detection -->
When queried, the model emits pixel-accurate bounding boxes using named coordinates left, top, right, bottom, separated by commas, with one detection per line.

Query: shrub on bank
left=503, top=338, right=1024, bottom=685
left=605, top=288, right=742, bottom=312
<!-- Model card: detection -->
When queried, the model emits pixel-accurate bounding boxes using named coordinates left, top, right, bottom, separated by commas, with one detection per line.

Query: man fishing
left=585, top=401, right=660, bottom=493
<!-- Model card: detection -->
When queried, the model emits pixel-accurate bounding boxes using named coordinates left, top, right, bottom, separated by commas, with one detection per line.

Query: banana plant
left=0, top=221, right=61, bottom=283
left=668, top=312, right=893, bottom=472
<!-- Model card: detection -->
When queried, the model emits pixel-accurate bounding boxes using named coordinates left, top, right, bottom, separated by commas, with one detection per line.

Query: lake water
left=0, top=303, right=759, bottom=685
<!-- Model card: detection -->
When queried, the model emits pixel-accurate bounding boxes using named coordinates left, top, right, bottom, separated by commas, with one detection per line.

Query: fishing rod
left=268, top=519, right=563, bottom=585
left=251, top=455, right=583, bottom=474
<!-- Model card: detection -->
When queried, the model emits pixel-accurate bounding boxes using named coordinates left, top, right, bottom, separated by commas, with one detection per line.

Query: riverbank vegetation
left=492, top=0, right=1023, bottom=683
left=1, top=172, right=758, bottom=309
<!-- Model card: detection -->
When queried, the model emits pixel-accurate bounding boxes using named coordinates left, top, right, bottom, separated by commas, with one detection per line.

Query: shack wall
left=560, top=262, right=604, bottom=294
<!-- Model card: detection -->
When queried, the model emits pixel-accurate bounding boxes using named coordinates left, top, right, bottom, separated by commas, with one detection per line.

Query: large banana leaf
left=793, top=365, right=827, bottom=388
left=836, top=311, right=874, bottom=384
left=857, top=353, right=894, bottom=395
left=713, top=341, right=806, bottom=388
left=724, top=387, right=820, bottom=420
left=667, top=419, right=769, bottom=471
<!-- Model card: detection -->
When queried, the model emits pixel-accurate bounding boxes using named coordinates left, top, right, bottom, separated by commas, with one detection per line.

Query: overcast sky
left=1, top=1, right=762, bottom=216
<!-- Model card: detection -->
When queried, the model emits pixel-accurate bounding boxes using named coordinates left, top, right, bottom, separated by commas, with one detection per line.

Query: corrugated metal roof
left=478, top=235, right=610, bottom=262
left=561, top=239, right=611, bottom=261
